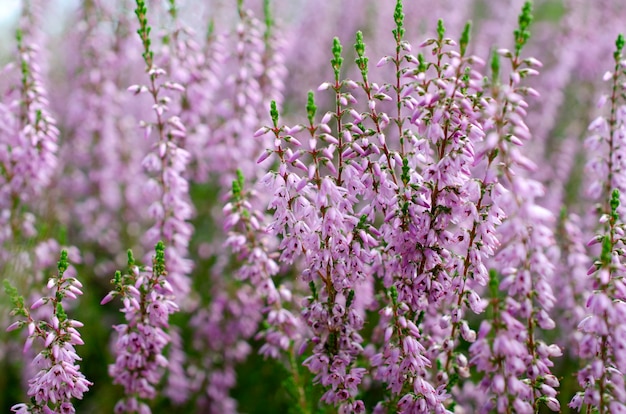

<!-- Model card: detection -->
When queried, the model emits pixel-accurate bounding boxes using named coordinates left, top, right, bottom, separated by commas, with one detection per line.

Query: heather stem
left=604, top=34, right=625, bottom=217
left=354, top=31, right=398, bottom=187
left=289, top=348, right=310, bottom=414
left=332, top=37, right=346, bottom=187
left=392, top=0, right=406, bottom=157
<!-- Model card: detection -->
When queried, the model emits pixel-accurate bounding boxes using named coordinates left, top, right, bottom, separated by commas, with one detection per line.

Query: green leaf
left=490, top=50, right=500, bottom=83
left=355, top=31, right=369, bottom=77
left=154, top=241, right=166, bottom=276
left=615, top=33, right=625, bottom=59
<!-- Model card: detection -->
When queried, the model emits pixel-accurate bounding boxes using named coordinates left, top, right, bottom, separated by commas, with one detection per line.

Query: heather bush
left=1, top=0, right=626, bottom=413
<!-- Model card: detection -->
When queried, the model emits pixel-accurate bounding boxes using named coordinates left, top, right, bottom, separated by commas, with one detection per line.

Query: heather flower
left=0, top=1, right=58, bottom=265
left=255, top=4, right=488, bottom=410
left=55, top=0, right=148, bottom=268
left=572, top=190, right=626, bottom=413
left=132, top=0, right=194, bottom=302
left=551, top=212, right=593, bottom=357
left=103, top=242, right=177, bottom=413
left=225, top=170, right=300, bottom=359
left=572, top=33, right=626, bottom=413
left=11, top=4, right=59, bottom=201
left=189, top=288, right=260, bottom=413
left=195, top=0, right=284, bottom=187
left=4, top=251, right=91, bottom=414
left=156, top=0, right=217, bottom=185
left=182, top=3, right=290, bottom=410
left=257, top=34, right=378, bottom=410
left=459, top=4, right=562, bottom=412
left=185, top=168, right=291, bottom=413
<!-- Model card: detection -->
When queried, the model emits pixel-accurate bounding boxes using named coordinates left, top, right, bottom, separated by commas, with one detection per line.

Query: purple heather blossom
left=6, top=251, right=91, bottom=414
left=183, top=3, right=290, bottom=411
left=0, top=1, right=58, bottom=261
left=54, top=0, right=149, bottom=270
left=164, top=20, right=223, bottom=183
left=191, top=1, right=283, bottom=188
left=256, top=9, right=490, bottom=411
left=132, top=0, right=194, bottom=303
left=552, top=213, right=593, bottom=358
left=572, top=34, right=626, bottom=413
left=189, top=288, right=261, bottom=413
left=225, top=172, right=302, bottom=360
left=468, top=19, right=561, bottom=409
left=258, top=34, right=378, bottom=410
left=104, top=243, right=177, bottom=413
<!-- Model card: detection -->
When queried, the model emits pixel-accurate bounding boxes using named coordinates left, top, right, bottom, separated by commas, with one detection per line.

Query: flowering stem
left=331, top=37, right=346, bottom=187
left=604, top=34, right=624, bottom=216
left=392, top=0, right=406, bottom=157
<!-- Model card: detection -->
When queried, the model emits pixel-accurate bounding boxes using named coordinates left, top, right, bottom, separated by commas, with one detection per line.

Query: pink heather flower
left=195, top=2, right=284, bottom=188
left=572, top=34, right=626, bottom=413
left=551, top=213, right=593, bottom=358
left=190, top=288, right=261, bottom=413
left=255, top=11, right=491, bottom=411
left=183, top=3, right=291, bottom=410
left=104, top=243, right=177, bottom=413
left=133, top=0, right=194, bottom=303
left=0, top=1, right=58, bottom=264
left=258, top=36, right=377, bottom=410
left=53, top=1, right=149, bottom=269
left=6, top=250, right=91, bottom=414
left=12, top=5, right=59, bottom=200
left=163, top=327, right=190, bottom=404
left=461, top=4, right=561, bottom=411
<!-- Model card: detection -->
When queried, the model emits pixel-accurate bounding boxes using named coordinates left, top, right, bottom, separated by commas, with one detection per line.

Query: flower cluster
left=0, top=2, right=58, bottom=262
left=571, top=34, right=626, bottom=413
left=131, top=0, right=194, bottom=302
left=102, top=242, right=178, bottom=414
left=57, top=0, right=147, bottom=267
left=249, top=2, right=560, bottom=412
left=4, top=251, right=91, bottom=414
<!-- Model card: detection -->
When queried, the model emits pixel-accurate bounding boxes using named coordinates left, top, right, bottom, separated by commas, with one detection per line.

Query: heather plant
left=4, top=251, right=91, bottom=414
left=101, top=242, right=177, bottom=414
left=2, top=0, right=626, bottom=413
left=570, top=34, right=626, bottom=414
left=248, top=1, right=561, bottom=411
left=0, top=0, right=59, bottom=272
left=56, top=0, right=147, bottom=272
